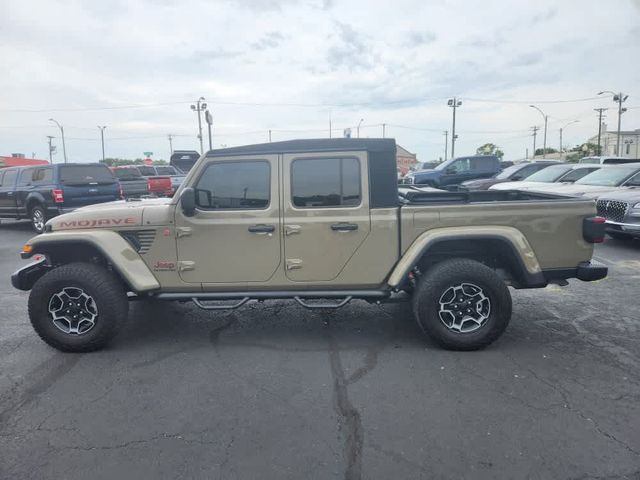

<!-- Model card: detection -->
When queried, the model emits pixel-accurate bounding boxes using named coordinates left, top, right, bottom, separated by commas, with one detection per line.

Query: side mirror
left=180, top=187, right=196, bottom=217
left=511, top=175, right=523, bottom=181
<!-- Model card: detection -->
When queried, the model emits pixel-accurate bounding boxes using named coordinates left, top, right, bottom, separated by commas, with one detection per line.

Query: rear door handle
left=248, top=224, right=275, bottom=234
left=330, top=223, right=358, bottom=232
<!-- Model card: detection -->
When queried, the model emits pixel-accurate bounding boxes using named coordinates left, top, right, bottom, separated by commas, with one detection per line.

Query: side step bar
left=153, top=289, right=392, bottom=311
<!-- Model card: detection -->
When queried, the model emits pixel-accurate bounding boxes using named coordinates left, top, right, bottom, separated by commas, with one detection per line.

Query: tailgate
left=58, top=164, right=120, bottom=208
left=148, top=177, right=171, bottom=192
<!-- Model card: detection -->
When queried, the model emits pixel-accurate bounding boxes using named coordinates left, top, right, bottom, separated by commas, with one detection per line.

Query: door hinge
left=177, top=261, right=195, bottom=272
left=176, top=227, right=192, bottom=238
left=285, top=224, right=301, bottom=236
left=286, top=259, right=303, bottom=270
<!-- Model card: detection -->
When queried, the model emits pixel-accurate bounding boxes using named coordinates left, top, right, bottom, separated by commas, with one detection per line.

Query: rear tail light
left=51, top=189, right=64, bottom=203
left=583, top=216, right=606, bottom=243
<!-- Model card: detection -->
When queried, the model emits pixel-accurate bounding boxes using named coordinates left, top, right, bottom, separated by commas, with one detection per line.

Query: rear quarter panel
left=401, top=198, right=596, bottom=269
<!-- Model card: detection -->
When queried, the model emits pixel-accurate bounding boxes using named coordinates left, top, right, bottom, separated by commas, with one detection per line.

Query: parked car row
left=0, top=163, right=184, bottom=233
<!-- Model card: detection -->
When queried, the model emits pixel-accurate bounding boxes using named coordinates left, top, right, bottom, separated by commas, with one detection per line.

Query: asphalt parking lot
left=0, top=220, right=639, bottom=480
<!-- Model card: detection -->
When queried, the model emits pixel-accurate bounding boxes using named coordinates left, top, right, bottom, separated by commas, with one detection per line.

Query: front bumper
left=605, top=220, right=640, bottom=237
left=11, top=258, right=51, bottom=291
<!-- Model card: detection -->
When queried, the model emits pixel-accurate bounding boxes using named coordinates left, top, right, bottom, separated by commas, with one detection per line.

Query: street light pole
left=205, top=110, right=213, bottom=151
left=97, top=126, right=106, bottom=162
left=443, top=130, right=449, bottom=161
left=598, top=91, right=628, bottom=156
left=382, top=123, right=386, bottom=138
left=559, top=120, right=579, bottom=159
left=190, top=97, right=207, bottom=154
left=530, top=105, right=548, bottom=158
left=357, top=119, right=364, bottom=138
left=168, top=134, right=174, bottom=157
left=447, top=98, right=462, bottom=158
left=46, top=136, right=55, bottom=163
left=48, top=118, right=67, bottom=163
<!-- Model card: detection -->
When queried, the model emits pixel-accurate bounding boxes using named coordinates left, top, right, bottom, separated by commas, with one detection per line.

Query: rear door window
left=58, top=165, right=116, bottom=185
left=32, top=168, right=53, bottom=184
left=471, top=157, right=496, bottom=170
left=291, top=157, right=361, bottom=208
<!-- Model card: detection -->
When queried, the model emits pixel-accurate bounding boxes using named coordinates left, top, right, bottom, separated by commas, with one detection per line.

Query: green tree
left=534, top=147, right=558, bottom=156
left=476, top=143, right=504, bottom=160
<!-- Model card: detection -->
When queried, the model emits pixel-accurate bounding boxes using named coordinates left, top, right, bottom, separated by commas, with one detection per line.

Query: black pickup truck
left=0, top=163, right=120, bottom=233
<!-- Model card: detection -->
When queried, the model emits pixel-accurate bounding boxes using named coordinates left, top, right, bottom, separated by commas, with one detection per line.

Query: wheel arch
left=388, top=227, right=546, bottom=289
left=23, top=230, right=160, bottom=293
left=25, top=192, right=47, bottom=211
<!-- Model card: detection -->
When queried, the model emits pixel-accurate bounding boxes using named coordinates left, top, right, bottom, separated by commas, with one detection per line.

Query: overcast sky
left=1, top=0, right=639, bottom=162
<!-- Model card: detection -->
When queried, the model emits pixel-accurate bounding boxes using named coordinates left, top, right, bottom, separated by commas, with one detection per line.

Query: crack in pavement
left=0, top=353, right=82, bottom=431
left=502, top=351, right=640, bottom=458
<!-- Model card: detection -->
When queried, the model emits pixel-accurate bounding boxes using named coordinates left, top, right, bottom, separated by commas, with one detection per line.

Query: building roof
left=0, top=156, right=49, bottom=167
left=396, top=144, right=416, bottom=158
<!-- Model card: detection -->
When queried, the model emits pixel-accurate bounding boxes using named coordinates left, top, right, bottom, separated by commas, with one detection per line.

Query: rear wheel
left=412, top=259, right=512, bottom=350
left=28, top=263, right=128, bottom=352
left=30, top=205, right=46, bottom=234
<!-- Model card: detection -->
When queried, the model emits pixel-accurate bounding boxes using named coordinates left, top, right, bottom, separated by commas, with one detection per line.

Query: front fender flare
left=22, top=230, right=160, bottom=292
left=387, top=226, right=544, bottom=288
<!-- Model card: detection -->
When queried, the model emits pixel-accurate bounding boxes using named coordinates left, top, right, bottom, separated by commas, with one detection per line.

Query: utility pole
left=530, top=105, right=548, bottom=158
left=205, top=110, right=213, bottom=151
left=559, top=120, right=579, bottom=159
left=167, top=134, right=174, bottom=157
left=190, top=97, right=207, bottom=154
left=382, top=123, right=386, bottom=138
left=269, top=130, right=272, bottom=142
left=97, top=126, right=106, bottom=162
left=593, top=108, right=607, bottom=155
left=447, top=98, right=462, bottom=158
left=48, top=118, right=67, bottom=163
left=443, top=130, right=449, bottom=161
left=357, top=119, right=364, bottom=138
left=46, top=136, right=55, bottom=163
left=531, top=126, right=539, bottom=158
left=598, top=91, right=628, bottom=156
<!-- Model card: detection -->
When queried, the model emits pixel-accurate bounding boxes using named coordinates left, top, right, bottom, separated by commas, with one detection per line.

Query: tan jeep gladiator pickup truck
left=12, top=139, right=607, bottom=352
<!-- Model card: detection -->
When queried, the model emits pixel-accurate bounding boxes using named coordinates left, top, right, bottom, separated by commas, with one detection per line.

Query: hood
left=596, top=187, right=640, bottom=202
left=461, top=178, right=497, bottom=189
left=529, top=184, right=627, bottom=196
left=47, top=197, right=174, bottom=232
left=412, top=168, right=438, bottom=178
left=490, top=181, right=550, bottom=191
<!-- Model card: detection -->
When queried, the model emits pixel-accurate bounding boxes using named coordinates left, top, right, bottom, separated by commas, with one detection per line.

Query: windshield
left=137, top=166, right=157, bottom=176
left=575, top=166, right=640, bottom=186
left=434, top=158, right=454, bottom=171
left=155, top=166, right=178, bottom=175
left=59, top=165, right=116, bottom=184
left=523, top=165, right=572, bottom=182
left=113, top=168, right=142, bottom=180
left=495, top=164, right=524, bottom=180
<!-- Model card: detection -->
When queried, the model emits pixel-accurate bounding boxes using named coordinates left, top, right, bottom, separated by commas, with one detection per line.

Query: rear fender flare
left=387, top=226, right=544, bottom=288
left=23, top=230, right=160, bottom=293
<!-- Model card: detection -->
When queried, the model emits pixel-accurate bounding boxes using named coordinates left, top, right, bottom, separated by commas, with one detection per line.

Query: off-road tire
left=28, top=263, right=128, bottom=352
left=30, top=204, right=47, bottom=234
left=412, top=258, right=512, bottom=351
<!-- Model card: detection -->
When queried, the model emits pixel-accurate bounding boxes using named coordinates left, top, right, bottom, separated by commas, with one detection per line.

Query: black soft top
left=205, top=138, right=398, bottom=208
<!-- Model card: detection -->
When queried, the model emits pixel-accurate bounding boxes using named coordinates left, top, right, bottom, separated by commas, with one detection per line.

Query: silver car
left=596, top=188, right=640, bottom=240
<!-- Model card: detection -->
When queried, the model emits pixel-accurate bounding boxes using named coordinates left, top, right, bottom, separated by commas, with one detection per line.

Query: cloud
left=508, top=52, right=543, bottom=67
left=530, top=7, right=557, bottom=25
left=403, top=31, right=437, bottom=47
left=251, top=32, right=285, bottom=51
left=326, top=21, right=375, bottom=71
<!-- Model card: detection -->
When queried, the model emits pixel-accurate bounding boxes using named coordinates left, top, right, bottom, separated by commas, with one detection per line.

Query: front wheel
left=412, top=259, right=512, bottom=350
left=28, top=263, right=129, bottom=352
left=30, top=205, right=47, bottom=234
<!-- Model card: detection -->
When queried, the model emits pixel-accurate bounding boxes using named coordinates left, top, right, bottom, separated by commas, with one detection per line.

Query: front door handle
left=248, top=224, right=275, bottom=234
left=331, top=223, right=358, bottom=232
